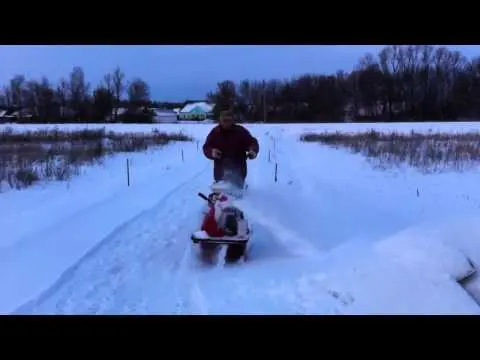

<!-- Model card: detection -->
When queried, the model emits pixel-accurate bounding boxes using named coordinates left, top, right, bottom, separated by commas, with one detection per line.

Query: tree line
left=0, top=66, right=188, bottom=123
left=2, top=45, right=480, bottom=124
left=207, top=45, right=480, bottom=122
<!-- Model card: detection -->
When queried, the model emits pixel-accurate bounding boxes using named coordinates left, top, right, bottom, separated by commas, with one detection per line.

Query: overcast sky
left=1, top=45, right=479, bottom=102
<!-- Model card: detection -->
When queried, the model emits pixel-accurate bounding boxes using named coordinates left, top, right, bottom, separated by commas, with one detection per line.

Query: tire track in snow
left=13, top=166, right=210, bottom=314
left=171, top=240, right=209, bottom=315
left=191, top=282, right=208, bottom=314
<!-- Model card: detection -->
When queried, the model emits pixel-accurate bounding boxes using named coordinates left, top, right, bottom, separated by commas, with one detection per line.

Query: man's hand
left=211, top=148, right=222, bottom=159
left=247, top=149, right=257, bottom=159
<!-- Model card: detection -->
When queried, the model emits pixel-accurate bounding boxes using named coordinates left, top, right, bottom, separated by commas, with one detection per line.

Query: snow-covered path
left=1, top=138, right=211, bottom=314
left=15, top=128, right=334, bottom=314
left=5, top=122, right=480, bottom=314
left=16, top=168, right=211, bottom=314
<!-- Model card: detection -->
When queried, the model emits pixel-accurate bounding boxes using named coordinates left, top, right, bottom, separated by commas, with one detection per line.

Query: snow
left=192, top=231, right=209, bottom=239
left=2, top=121, right=480, bottom=314
left=374, top=223, right=476, bottom=282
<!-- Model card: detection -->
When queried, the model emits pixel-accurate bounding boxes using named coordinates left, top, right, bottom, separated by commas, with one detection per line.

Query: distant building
left=106, top=107, right=129, bottom=122
left=151, top=108, right=178, bottom=123
left=10, top=109, right=33, bottom=121
left=178, top=101, right=214, bottom=121
left=343, top=100, right=407, bottom=122
left=0, top=109, right=8, bottom=121
left=0, top=109, right=12, bottom=123
left=0, top=108, right=35, bottom=122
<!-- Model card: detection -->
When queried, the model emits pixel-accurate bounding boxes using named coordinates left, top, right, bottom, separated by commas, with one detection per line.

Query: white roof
left=152, top=109, right=177, bottom=115
left=115, top=107, right=128, bottom=115
left=180, top=102, right=213, bottom=113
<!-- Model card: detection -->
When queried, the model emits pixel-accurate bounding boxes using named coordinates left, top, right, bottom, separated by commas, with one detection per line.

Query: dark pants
left=214, top=159, right=247, bottom=188
left=214, top=167, right=246, bottom=189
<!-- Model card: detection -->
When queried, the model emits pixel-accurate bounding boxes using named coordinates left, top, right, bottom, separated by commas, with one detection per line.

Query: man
left=203, top=109, right=259, bottom=188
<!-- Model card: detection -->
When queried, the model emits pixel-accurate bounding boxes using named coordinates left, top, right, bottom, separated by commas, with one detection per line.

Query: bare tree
left=1, top=44, right=480, bottom=124
left=207, top=80, right=237, bottom=120
left=112, top=66, right=125, bottom=121
left=9, top=75, right=25, bottom=109
left=67, top=66, right=90, bottom=121
left=127, top=78, right=150, bottom=109
left=103, top=73, right=114, bottom=93
left=93, top=85, right=115, bottom=121
left=56, top=78, right=69, bottom=119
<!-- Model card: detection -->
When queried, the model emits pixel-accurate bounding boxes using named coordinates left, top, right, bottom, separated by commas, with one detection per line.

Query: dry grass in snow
left=0, top=127, right=192, bottom=191
left=300, top=130, right=480, bottom=173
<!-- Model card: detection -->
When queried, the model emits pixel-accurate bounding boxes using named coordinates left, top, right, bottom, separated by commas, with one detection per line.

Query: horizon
left=1, top=45, right=480, bottom=102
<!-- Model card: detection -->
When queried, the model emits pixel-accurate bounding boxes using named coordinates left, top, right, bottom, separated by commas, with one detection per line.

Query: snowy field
left=2, top=121, right=480, bottom=314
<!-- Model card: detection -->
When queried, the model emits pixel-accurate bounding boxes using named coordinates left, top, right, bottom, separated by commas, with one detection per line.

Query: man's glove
left=211, top=148, right=222, bottom=159
left=247, top=150, right=257, bottom=159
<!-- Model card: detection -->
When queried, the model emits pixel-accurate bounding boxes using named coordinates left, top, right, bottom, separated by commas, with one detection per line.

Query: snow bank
left=374, top=228, right=475, bottom=282
left=315, top=251, right=479, bottom=315
left=343, top=217, right=480, bottom=314
left=318, top=215, right=480, bottom=314
left=319, top=222, right=480, bottom=314
left=427, top=216, right=480, bottom=268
